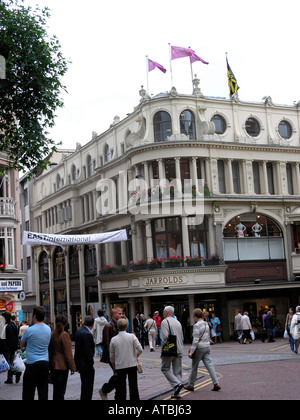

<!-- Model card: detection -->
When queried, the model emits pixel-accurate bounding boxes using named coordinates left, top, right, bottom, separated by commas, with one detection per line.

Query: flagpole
left=188, top=46, right=194, bottom=89
left=168, top=43, right=173, bottom=88
left=146, top=56, right=149, bottom=93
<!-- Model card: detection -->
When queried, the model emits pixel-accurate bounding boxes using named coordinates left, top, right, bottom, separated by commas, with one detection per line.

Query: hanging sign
left=23, top=230, right=127, bottom=247
left=0, top=280, right=23, bottom=292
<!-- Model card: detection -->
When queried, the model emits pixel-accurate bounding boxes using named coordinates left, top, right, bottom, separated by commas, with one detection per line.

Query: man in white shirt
left=160, top=306, right=184, bottom=399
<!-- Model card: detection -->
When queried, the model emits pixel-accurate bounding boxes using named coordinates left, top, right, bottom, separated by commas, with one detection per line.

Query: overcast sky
left=24, top=0, right=300, bottom=151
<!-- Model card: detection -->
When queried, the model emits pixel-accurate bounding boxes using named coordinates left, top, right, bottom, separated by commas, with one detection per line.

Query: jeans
left=161, top=356, right=182, bottom=389
left=188, top=347, right=218, bottom=387
left=22, top=361, right=49, bottom=400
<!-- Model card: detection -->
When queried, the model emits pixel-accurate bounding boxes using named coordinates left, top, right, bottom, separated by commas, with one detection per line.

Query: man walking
left=2, top=312, right=19, bottom=385
left=20, top=306, right=51, bottom=400
left=74, top=316, right=95, bottom=400
left=160, top=306, right=184, bottom=399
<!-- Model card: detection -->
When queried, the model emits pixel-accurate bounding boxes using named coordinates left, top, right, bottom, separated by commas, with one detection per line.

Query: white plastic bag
left=12, top=353, right=26, bottom=373
left=283, top=329, right=290, bottom=339
left=250, top=330, right=255, bottom=341
left=0, top=354, right=9, bottom=373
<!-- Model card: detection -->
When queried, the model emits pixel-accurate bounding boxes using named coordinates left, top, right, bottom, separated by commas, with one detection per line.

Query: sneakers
left=212, top=384, right=221, bottom=391
left=99, top=389, right=108, bottom=400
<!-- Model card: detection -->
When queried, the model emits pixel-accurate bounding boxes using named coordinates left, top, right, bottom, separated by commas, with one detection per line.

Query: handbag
left=132, top=334, right=143, bottom=373
left=161, top=319, right=178, bottom=357
left=216, top=324, right=223, bottom=333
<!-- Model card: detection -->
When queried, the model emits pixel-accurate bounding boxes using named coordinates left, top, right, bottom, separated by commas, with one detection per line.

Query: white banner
left=23, top=230, right=127, bottom=247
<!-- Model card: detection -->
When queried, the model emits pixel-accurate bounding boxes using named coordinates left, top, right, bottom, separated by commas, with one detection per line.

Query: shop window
left=188, top=217, right=208, bottom=260
left=223, top=213, right=285, bottom=261
left=84, top=245, right=97, bottom=274
left=53, top=247, right=66, bottom=280
left=153, top=111, right=172, bottom=142
left=180, top=110, right=196, bottom=139
left=69, top=246, right=79, bottom=276
left=153, top=217, right=182, bottom=259
left=39, top=251, right=49, bottom=283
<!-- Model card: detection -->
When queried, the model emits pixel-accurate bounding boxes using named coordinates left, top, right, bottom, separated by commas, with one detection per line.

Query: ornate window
left=278, top=120, right=292, bottom=140
left=153, top=111, right=172, bottom=142
left=180, top=110, right=196, bottom=139
left=223, top=213, right=284, bottom=261
left=53, top=247, right=66, bottom=280
left=211, top=114, right=227, bottom=134
left=39, top=251, right=49, bottom=283
left=245, top=117, right=260, bottom=137
left=153, top=217, right=182, bottom=259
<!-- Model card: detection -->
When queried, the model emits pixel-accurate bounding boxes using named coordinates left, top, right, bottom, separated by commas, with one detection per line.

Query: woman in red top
left=153, top=311, right=162, bottom=346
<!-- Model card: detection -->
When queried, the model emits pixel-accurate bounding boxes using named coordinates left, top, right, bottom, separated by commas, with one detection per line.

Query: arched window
left=69, top=246, right=79, bottom=276
left=153, top=111, right=172, bottom=142
left=71, top=164, right=77, bottom=181
left=84, top=245, right=97, bottom=274
left=87, top=155, right=93, bottom=176
left=180, top=110, right=196, bottom=139
left=223, top=213, right=285, bottom=261
left=53, top=247, right=66, bottom=280
left=104, top=144, right=111, bottom=162
left=39, top=251, right=49, bottom=283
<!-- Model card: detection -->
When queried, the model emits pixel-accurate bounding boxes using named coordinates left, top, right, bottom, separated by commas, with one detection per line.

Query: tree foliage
left=0, top=0, right=68, bottom=174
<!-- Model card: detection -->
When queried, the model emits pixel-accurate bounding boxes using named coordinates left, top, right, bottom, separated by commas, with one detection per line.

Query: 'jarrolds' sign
left=0, top=280, right=23, bottom=292
left=23, top=230, right=127, bottom=247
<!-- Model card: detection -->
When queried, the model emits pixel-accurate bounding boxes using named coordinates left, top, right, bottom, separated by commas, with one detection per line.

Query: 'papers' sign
left=0, top=280, right=23, bottom=292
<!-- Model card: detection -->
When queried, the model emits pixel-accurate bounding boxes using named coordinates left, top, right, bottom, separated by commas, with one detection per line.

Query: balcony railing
left=0, top=198, right=16, bottom=218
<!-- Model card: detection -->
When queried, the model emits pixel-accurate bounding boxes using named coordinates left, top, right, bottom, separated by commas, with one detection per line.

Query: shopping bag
left=283, top=329, right=290, bottom=339
left=0, top=354, right=9, bottom=373
left=250, top=330, right=255, bottom=341
left=12, top=352, right=26, bottom=373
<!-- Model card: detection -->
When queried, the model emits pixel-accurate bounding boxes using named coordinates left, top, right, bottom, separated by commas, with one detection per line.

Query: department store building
left=27, top=80, right=300, bottom=338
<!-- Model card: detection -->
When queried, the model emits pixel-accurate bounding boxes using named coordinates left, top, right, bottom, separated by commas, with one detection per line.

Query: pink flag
left=171, top=45, right=195, bottom=60
left=148, top=58, right=167, bottom=73
left=190, top=52, right=209, bottom=65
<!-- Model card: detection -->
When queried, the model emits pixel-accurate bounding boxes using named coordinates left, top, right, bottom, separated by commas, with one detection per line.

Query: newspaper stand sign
left=0, top=280, right=23, bottom=292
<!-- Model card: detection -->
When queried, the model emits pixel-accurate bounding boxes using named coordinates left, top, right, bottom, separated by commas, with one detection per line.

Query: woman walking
left=184, top=309, right=221, bottom=393
left=49, top=314, right=76, bottom=400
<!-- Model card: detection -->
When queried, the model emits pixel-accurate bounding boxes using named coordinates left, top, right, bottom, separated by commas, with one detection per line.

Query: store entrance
left=149, top=296, right=190, bottom=343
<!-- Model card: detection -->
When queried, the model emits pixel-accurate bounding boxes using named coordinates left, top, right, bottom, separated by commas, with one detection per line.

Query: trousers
left=161, top=356, right=182, bottom=389
left=188, top=347, right=218, bottom=387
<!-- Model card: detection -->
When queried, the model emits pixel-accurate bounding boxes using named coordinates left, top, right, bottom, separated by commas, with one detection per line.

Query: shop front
left=0, top=274, right=25, bottom=316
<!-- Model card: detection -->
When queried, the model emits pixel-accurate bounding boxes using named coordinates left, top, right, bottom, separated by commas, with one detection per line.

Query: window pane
left=180, top=110, right=196, bottom=139
left=278, top=120, right=292, bottom=140
left=211, top=114, right=226, bottom=134
left=154, top=111, right=172, bottom=142
left=245, top=118, right=260, bottom=137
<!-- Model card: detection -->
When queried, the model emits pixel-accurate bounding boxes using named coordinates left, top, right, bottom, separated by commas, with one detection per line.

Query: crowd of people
left=0, top=304, right=299, bottom=401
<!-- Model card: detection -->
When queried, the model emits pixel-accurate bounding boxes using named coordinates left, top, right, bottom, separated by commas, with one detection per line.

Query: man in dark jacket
left=99, top=307, right=123, bottom=399
left=2, top=312, right=19, bottom=384
left=74, top=316, right=95, bottom=400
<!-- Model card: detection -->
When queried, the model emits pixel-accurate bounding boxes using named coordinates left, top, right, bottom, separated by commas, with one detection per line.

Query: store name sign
left=144, top=275, right=184, bottom=287
left=0, top=280, right=23, bottom=292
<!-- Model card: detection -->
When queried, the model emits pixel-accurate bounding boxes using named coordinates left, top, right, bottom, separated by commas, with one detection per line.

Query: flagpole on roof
left=168, top=43, right=173, bottom=88
left=188, top=46, right=194, bottom=89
